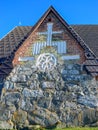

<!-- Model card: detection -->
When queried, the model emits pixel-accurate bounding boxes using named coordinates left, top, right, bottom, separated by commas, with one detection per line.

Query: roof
left=84, top=59, right=98, bottom=76
left=72, top=25, right=98, bottom=58
left=0, top=6, right=98, bottom=77
left=0, top=26, right=32, bottom=58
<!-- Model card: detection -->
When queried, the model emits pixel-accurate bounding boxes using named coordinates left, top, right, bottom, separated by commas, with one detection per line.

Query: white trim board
left=18, top=57, right=34, bottom=62
left=62, top=55, right=80, bottom=60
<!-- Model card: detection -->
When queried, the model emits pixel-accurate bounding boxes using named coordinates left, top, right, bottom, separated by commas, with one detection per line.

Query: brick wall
left=12, top=12, right=86, bottom=66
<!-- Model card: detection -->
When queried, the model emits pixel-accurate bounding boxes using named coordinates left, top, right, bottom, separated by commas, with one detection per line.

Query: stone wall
left=0, top=61, right=98, bottom=129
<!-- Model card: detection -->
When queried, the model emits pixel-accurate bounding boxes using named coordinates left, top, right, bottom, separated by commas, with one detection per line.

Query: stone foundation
left=0, top=61, right=98, bottom=129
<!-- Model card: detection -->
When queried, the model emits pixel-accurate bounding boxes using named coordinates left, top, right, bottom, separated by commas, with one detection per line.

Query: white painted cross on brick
left=18, top=22, right=80, bottom=70
left=38, top=23, right=63, bottom=46
left=33, top=23, right=66, bottom=55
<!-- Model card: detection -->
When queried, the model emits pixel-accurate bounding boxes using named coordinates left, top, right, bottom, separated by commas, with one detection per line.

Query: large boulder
left=28, top=107, right=59, bottom=127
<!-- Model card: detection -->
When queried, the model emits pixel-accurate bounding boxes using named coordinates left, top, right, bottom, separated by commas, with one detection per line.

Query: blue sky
left=0, top=0, right=98, bottom=39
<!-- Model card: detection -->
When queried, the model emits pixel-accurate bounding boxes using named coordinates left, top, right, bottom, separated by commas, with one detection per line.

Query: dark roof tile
left=0, top=26, right=32, bottom=58
left=71, top=25, right=98, bottom=58
left=85, top=59, right=98, bottom=66
left=84, top=59, right=98, bottom=76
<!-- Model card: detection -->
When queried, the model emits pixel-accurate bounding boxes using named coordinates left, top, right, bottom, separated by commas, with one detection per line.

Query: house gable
left=0, top=6, right=98, bottom=78
left=12, top=6, right=86, bottom=65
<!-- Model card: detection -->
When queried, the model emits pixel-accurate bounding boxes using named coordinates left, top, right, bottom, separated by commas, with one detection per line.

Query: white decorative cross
left=18, top=23, right=64, bottom=62
left=38, top=23, right=63, bottom=46
left=33, top=23, right=66, bottom=55
left=18, top=22, right=80, bottom=66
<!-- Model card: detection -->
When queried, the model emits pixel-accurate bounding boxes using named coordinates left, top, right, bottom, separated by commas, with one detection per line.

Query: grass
left=41, top=128, right=98, bottom=130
